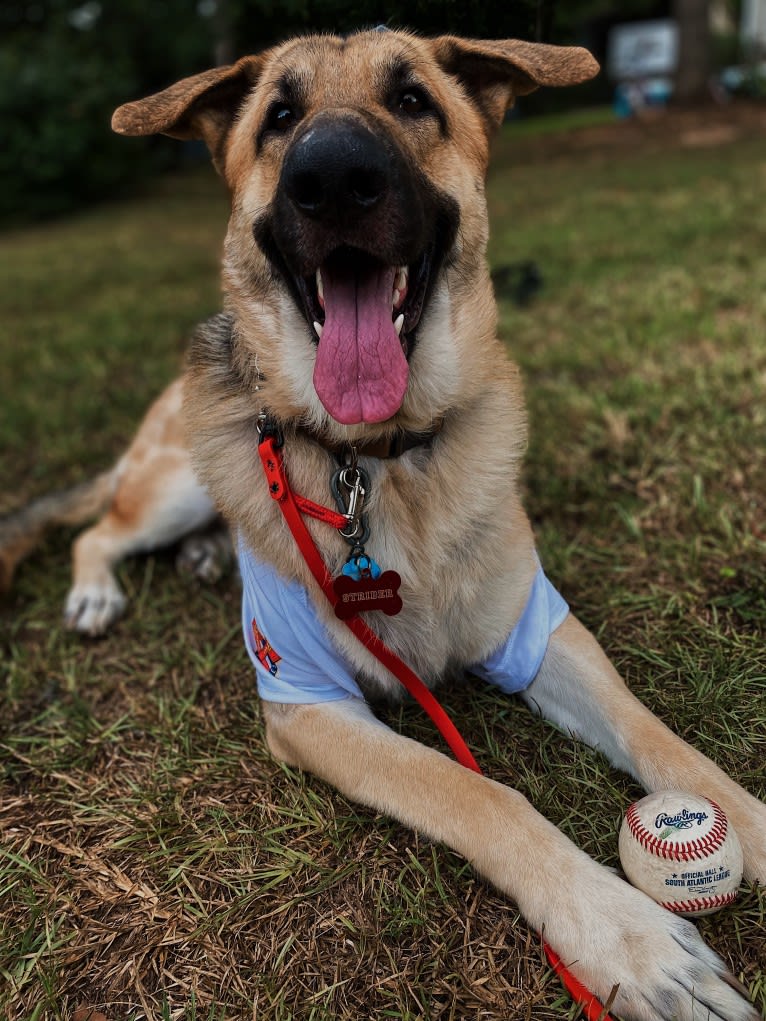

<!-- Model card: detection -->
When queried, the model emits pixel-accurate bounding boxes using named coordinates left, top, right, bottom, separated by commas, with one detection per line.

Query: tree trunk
left=673, top=0, right=711, bottom=104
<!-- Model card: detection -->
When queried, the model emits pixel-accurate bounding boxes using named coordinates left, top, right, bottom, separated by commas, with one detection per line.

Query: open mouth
left=297, top=246, right=433, bottom=351
left=253, top=177, right=458, bottom=427
left=292, top=245, right=435, bottom=426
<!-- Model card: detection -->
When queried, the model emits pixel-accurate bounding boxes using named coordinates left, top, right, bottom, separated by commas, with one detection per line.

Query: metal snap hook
left=330, top=463, right=371, bottom=546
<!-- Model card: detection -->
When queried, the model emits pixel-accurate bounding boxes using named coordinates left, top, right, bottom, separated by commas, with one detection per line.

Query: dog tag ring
left=329, top=458, right=402, bottom=616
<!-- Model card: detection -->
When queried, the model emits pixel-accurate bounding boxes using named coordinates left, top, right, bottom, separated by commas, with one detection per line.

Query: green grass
left=1, top=108, right=766, bottom=1020
left=0, top=171, right=227, bottom=487
left=503, top=104, right=617, bottom=138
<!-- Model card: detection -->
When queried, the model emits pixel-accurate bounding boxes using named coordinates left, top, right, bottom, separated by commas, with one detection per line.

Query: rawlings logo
left=655, top=809, right=709, bottom=830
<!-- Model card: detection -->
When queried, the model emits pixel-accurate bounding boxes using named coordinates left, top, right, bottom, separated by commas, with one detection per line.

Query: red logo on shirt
left=251, top=618, right=281, bottom=676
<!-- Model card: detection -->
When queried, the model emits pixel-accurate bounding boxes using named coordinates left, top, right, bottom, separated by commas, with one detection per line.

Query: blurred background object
left=0, top=1, right=763, bottom=222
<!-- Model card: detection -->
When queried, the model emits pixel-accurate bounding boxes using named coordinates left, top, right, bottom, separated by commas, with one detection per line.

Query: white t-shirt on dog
left=239, top=537, right=569, bottom=704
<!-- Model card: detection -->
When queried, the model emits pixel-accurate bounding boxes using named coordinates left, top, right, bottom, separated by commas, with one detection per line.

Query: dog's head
left=114, top=30, right=597, bottom=436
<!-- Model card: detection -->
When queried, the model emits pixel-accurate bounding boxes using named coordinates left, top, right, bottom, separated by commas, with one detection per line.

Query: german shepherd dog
left=3, top=29, right=765, bottom=1020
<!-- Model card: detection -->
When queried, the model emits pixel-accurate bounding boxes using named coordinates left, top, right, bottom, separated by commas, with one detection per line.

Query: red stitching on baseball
left=626, top=799, right=727, bottom=863
left=659, top=891, right=738, bottom=913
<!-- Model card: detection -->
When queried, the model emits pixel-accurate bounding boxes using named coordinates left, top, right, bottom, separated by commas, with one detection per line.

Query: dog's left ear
left=112, top=55, right=263, bottom=169
left=433, top=37, right=599, bottom=132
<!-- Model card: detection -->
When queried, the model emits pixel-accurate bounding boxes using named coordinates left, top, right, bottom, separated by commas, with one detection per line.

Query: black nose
left=283, top=116, right=391, bottom=221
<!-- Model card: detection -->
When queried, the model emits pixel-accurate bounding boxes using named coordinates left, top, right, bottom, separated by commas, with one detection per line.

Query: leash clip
left=331, top=464, right=370, bottom=544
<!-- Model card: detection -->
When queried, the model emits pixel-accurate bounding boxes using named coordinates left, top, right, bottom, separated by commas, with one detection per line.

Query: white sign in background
left=607, top=19, right=680, bottom=80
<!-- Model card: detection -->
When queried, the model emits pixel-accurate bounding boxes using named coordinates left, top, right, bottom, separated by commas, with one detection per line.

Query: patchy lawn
left=1, top=103, right=765, bottom=1020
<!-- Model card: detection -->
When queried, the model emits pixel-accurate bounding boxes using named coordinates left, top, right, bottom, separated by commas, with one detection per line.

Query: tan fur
left=64, top=377, right=223, bottom=634
left=12, top=28, right=761, bottom=1020
left=1, top=378, right=221, bottom=634
left=0, top=469, right=116, bottom=593
left=112, top=29, right=764, bottom=1021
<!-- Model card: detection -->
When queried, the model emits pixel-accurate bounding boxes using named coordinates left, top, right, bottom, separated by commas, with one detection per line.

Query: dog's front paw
left=726, top=795, right=766, bottom=887
left=64, top=578, right=127, bottom=636
left=543, top=869, right=758, bottom=1021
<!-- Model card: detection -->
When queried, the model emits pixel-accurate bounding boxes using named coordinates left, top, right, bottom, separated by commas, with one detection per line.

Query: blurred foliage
left=0, top=0, right=675, bottom=222
left=0, top=32, right=136, bottom=219
left=0, top=0, right=213, bottom=221
left=228, top=0, right=539, bottom=46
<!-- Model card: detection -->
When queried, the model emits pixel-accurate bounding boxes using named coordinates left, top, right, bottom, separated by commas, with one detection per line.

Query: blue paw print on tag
left=342, top=555, right=382, bottom=581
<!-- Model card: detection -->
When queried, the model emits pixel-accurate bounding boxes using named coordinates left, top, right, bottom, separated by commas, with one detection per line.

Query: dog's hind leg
left=1, top=376, right=217, bottom=633
left=521, top=611, right=766, bottom=886
left=64, top=454, right=216, bottom=635
left=64, top=379, right=218, bottom=635
left=262, top=696, right=758, bottom=1021
left=176, top=525, right=232, bottom=584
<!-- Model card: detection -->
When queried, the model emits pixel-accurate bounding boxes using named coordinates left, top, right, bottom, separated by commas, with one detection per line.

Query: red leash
left=258, top=431, right=614, bottom=1021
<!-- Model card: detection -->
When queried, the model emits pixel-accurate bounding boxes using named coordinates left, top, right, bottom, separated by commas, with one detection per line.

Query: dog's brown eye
left=397, top=89, right=429, bottom=117
left=266, top=103, right=297, bottom=133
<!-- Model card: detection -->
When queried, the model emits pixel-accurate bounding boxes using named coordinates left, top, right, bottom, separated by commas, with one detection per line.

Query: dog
left=4, top=28, right=765, bottom=1020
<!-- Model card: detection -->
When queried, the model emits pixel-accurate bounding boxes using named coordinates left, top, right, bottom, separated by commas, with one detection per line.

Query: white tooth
left=316, top=269, right=324, bottom=303
left=313, top=320, right=323, bottom=339
left=392, top=288, right=401, bottom=310
left=396, top=266, right=408, bottom=290
left=394, top=313, right=404, bottom=337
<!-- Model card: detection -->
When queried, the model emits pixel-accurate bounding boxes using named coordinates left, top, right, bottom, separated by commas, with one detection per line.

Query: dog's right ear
left=112, top=56, right=263, bottom=169
left=433, top=37, right=599, bottom=134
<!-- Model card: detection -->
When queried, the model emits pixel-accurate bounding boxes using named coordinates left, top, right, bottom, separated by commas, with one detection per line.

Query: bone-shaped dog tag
left=333, top=571, right=403, bottom=619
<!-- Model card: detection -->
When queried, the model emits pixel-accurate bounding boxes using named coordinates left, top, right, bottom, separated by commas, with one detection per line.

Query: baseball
left=618, top=791, right=743, bottom=916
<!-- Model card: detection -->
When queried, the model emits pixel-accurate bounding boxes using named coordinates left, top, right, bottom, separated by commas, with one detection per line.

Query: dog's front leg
left=263, top=697, right=758, bottom=1021
left=522, top=612, right=766, bottom=885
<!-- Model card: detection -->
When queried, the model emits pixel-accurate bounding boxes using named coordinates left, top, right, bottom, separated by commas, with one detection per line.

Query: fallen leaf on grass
left=73, top=1008, right=109, bottom=1021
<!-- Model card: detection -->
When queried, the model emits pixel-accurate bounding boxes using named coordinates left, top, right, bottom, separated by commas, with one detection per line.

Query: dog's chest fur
left=185, top=314, right=539, bottom=700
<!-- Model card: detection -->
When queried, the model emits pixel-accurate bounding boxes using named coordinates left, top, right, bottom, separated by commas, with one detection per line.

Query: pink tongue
left=313, top=261, right=408, bottom=425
